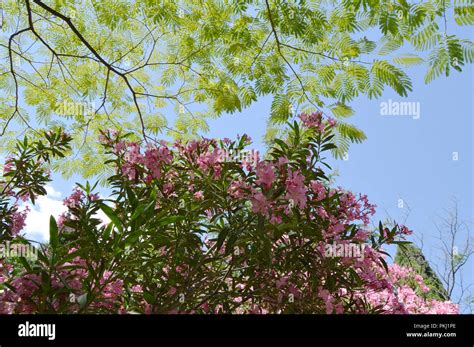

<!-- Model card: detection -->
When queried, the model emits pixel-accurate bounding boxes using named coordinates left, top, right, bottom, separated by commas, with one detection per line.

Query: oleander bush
left=0, top=114, right=458, bottom=314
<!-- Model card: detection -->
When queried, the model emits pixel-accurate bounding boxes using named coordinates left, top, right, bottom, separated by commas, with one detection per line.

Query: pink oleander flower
left=285, top=169, right=308, bottom=209
left=327, top=117, right=337, bottom=128
left=276, top=156, right=289, bottom=169
left=124, top=142, right=143, bottom=165
left=2, top=156, right=14, bottom=174
left=228, top=180, right=249, bottom=199
left=251, top=192, right=270, bottom=216
left=194, top=191, right=204, bottom=200
left=122, top=162, right=138, bottom=181
left=197, top=149, right=221, bottom=172
left=163, top=182, right=174, bottom=196
left=143, top=146, right=162, bottom=179
left=255, top=162, right=275, bottom=190
left=269, top=214, right=282, bottom=225
left=399, top=225, right=413, bottom=235
left=318, top=288, right=334, bottom=314
left=241, top=149, right=260, bottom=171
left=88, top=193, right=99, bottom=201
left=299, top=111, right=324, bottom=130
left=310, top=180, right=326, bottom=201
left=355, top=229, right=369, bottom=241
left=57, top=212, right=68, bottom=228
left=18, top=191, right=31, bottom=202
left=114, top=141, right=126, bottom=153
left=158, top=146, right=173, bottom=165
left=275, top=276, right=289, bottom=289
left=316, top=206, right=329, bottom=219
left=10, top=206, right=29, bottom=235
left=63, top=188, right=84, bottom=208
left=0, top=249, right=124, bottom=313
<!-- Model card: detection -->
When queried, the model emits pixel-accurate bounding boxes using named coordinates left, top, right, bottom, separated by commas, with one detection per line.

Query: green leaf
left=328, top=103, right=354, bottom=118
left=454, top=5, right=474, bottom=26
left=49, top=215, right=59, bottom=250
left=393, top=54, right=424, bottom=67
left=379, top=256, right=389, bottom=274
left=18, top=256, right=33, bottom=272
left=123, top=231, right=141, bottom=247
left=372, top=60, right=412, bottom=97
left=102, top=222, right=113, bottom=240
left=143, top=291, right=156, bottom=304
left=130, top=204, right=148, bottom=221
left=99, top=203, right=123, bottom=232
left=156, top=215, right=184, bottom=226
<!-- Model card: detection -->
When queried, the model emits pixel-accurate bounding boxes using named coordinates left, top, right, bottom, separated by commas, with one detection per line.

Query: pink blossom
left=299, top=111, right=324, bottom=131
left=228, top=180, right=249, bottom=199
left=255, top=162, right=275, bottom=190
left=197, top=149, right=220, bottom=171
left=2, top=156, right=14, bottom=174
left=57, top=212, right=67, bottom=228
left=269, top=214, right=282, bottom=225
left=284, top=169, right=308, bottom=209
left=63, top=187, right=84, bottom=208
left=275, top=276, right=289, bottom=289
left=194, top=191, right=204, bottom=200
left=316, top=206, right=329, bottom=219
left=328, top=117, right=337, bottom=126
left=241, top=149, right=260, bottom=171
left=10, top=206, right=29, bottom=235
left=158, top=146, right=173, bottom=165
left=124, top=142, right=143, bottom=165
left=355, top=229, right=369, bottom=241
left=143, top=146, right=162, bottom=179
left=335, top=303, right=344, bottom=314
left=163, top=182, right=174, bottom=196
left=114, top=141, right=126, bottom=153
left=122, top=163, right=138, bottom=181
left=310, top=180, right=326, bottom=201
left=251, top=192, right=270, bottom=216
left=276, top=156, right=289, bottom=169
left=318, top=288, right=334, bottom=314
left=399, top=225, right=413, bottom=235
left=88, top=193, right=99, bottom=201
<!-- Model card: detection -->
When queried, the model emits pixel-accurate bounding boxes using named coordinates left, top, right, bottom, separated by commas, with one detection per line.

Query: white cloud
left=45, top=185, right=62, bottom=198
left=21, top=185, right=111, bottom=243
left=96, top=208, right=111, bottom=227
left=22, top=185, right=67, bottom=243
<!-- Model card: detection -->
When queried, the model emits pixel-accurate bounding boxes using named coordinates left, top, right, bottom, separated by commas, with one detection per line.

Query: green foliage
left=425, top=35, right=465, bottom=83
left=395, top=244, right=449, bottom=301
left=329, top=121, right=367, bottom=159
left=0, top=128, right=72, bottom=241
left=454, top=1, right=474, bottom=26
left=0, top=120, right=410, bottom=314
left=0, top=0, right=472, bottom=177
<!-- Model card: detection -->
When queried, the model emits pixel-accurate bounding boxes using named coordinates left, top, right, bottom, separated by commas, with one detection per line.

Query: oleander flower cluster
left=0, top=114, right=458, bottom=314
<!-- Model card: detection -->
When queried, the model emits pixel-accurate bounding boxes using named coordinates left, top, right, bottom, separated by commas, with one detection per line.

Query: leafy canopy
left=1, top=0, right=473, bottom=176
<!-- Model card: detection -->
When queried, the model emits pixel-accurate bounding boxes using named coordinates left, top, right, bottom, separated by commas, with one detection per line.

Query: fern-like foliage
left=331, top=121, right=367, bottom=159
left=0, top=0, right=471, bottom=176
left=371, top=60, right=413, bottom=97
